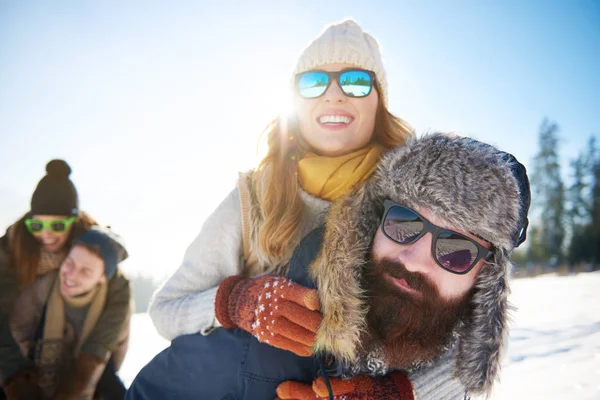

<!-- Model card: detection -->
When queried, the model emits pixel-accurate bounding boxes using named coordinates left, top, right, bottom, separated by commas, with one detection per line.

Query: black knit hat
left=30, top=160, right=79, bottom=216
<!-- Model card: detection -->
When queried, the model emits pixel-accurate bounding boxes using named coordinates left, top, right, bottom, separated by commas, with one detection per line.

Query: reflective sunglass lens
left=50, top=222, right=67, bottom=232
left=383, top=206, right=423, bottom=244
left=298, top=71, right=329, bottom=98
left=340, top=70, right=372, bottom=97
left=435, top=232, right=478, bottom=272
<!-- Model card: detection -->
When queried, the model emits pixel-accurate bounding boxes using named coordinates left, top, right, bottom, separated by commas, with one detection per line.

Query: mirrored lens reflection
left=298, top=71, right=329, bottom=98
left=340, top=70, right=372, bottom=97
left=384, top=205, right=480, bottom=273
left=435, top=233, right=478, bottom=272
left=383, top=206, right=423, bottom=244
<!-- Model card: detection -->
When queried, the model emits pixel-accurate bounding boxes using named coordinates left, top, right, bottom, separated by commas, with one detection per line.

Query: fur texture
left=240, top=172, right=330, bottom=277
left=310, top=133, right=530, bottom=396
left=241, top=172, right=294, bottom=276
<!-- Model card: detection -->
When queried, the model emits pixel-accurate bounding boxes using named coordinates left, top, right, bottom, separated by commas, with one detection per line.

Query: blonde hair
left=254, top=88, right=413, bottom=260
left=6, top=211, right=98, bottom=287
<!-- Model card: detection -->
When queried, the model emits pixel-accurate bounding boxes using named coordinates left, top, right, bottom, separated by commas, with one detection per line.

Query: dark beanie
left=31, top=159, right=79, bottom=216
left=76, top=227, right=125, bottom=279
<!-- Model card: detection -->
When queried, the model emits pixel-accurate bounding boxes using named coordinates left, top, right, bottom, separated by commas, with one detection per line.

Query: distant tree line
left=130, top=274, right=159, bottom=313
left=511, top=118, right=599, bottom=272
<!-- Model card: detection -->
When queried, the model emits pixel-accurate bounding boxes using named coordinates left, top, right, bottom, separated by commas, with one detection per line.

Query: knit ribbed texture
left=293, top=19, right=388, bottom=104
left=148, top=187, right=330, bottom=340
left=299, top=144, right=386, bottom=201
left=409, top=349, right=466, bottom=400
left=31, top=159, right=79, bottom=216
left=218, top=275, right=321, bottom=357
left=277, top=371, right=415, bottom=399
left=214, top=275, right=246, bottom=329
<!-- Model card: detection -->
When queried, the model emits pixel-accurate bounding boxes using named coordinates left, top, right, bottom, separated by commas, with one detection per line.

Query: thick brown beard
left=361, top=257, right=475, bottom=369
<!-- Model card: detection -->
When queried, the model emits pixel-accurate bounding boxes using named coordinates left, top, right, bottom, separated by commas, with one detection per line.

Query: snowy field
left=120, top=271, right=600, bottom=399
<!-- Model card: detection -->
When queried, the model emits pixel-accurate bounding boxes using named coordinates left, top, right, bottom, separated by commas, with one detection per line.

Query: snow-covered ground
left=120, top=271, right=600, bottom=399
left=489, top=271, right=600, bottom=400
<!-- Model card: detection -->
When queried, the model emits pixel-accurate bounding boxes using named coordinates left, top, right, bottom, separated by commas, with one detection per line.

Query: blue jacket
left=126, top=228, right=325, bottom=400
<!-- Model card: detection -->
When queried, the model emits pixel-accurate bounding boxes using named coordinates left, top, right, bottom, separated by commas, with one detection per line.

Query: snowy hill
left=120, top=271, right=600, bottom=399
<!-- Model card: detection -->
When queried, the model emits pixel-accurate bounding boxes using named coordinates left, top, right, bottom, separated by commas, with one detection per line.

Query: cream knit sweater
left=148, top=186, right=466, bottom=399
left=149, top=187, right=329, bottom=339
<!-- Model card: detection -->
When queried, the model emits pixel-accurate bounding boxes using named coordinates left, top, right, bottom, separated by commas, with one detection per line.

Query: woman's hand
left=215, top=275, right=321, bottom=356
left=275, top=372, right=414, bottom=400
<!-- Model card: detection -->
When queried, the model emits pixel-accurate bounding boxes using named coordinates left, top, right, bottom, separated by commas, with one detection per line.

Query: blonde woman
left=143, top=19, right=463, bottom=399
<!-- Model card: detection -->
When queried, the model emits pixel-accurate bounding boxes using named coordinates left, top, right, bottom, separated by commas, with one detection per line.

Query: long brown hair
left=6, top=211, right=98, bottom=287
left=254, top=88, right=413, bottom=260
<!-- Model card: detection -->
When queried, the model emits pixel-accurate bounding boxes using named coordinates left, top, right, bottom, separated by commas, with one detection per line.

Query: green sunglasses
left=24, top=217, right=76, bottom=234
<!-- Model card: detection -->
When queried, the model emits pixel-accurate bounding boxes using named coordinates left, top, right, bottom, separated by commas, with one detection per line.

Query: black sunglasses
left=295, top=68, right=377, bottom=99
left=380, top=200, right=494, bottom=274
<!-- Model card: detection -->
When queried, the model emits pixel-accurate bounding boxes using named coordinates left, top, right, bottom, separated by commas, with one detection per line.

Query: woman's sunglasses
left=24, top=217, right=76, bottom=234
left=295, top=68, right=376, bottom=99
left=380, top=200, right=494, bottom=274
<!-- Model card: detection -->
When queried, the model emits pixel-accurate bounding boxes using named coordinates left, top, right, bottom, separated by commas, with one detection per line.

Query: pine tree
left=567, top=151, right=590, bottom=265
left=568, top=154, right=589, bottom=227
left=589, top=137, right=600, bottom=266
left=531, top=119, right=566, bottom=265
left=567, top=135, right=599, bottom=267
left=525, top=226, right=547, bottom=264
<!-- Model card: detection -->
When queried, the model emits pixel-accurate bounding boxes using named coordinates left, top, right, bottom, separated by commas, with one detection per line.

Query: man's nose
left=322, top=80, right=346, bottom=103
left=63, top=267, right=75, bottom=279
left=395, top=233, right=436, bottom=273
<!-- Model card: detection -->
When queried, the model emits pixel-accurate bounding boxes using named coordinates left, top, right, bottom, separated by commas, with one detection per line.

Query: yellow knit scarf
left=298, top=144, right=386, bottom=201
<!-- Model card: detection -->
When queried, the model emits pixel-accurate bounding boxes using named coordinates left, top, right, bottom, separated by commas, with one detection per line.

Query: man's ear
left=99, top=273, right=107, bottom=284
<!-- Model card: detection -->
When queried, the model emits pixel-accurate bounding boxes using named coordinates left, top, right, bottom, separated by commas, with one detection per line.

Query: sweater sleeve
left=408, top=348, right=466, bottom=400
left=148, top=188, right=243, bottom=340
left=81, top=271, right=131, bottom=360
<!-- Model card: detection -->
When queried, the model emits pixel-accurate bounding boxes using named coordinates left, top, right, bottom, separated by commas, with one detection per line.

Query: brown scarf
left=35, top=274, right=107, bottom=397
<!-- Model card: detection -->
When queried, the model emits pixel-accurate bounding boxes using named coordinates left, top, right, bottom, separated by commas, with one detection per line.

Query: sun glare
left=234, top=77, right=295, bottom=170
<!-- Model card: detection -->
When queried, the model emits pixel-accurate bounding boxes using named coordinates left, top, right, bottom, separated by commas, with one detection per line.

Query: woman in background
left=0, top=159, right=130, bottom=400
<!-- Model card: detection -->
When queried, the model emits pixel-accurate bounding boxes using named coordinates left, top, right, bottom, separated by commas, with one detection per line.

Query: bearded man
left=129, top=133, right=531, bottom=400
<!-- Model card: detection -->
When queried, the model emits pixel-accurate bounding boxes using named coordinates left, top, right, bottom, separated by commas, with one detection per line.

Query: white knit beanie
left=293, top=19, right=388, bottom=104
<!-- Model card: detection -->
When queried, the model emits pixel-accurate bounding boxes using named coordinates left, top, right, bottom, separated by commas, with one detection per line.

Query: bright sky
left=1, top=1, right=599, bottom=280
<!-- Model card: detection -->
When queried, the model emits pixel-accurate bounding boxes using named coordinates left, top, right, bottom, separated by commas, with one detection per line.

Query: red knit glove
left=215, top=275, right=322, bottom=357
left=275, top=372, right=415, bottom=400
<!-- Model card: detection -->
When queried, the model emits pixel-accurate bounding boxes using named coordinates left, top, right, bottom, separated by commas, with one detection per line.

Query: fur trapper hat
left=310, top=133, right=530, bottom=395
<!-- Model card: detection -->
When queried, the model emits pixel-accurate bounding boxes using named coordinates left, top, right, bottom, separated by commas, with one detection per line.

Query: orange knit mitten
left=275, top=372, right=414, bottom=400
left=215, top=275, right=321, bottom=356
